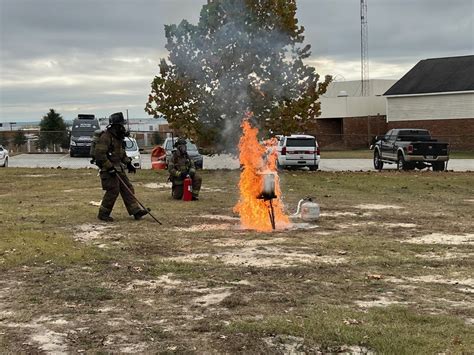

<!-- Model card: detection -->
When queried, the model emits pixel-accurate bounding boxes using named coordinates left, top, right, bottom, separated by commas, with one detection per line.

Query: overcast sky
left=1, top=0, right=473, bottom=122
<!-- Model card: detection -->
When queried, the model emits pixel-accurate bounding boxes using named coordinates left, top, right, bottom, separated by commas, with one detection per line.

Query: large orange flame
left=234, top=116, right=290, bottom=231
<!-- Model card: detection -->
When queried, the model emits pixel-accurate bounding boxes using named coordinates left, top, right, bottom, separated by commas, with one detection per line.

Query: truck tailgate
left=412, top=142, right=448, bottom=157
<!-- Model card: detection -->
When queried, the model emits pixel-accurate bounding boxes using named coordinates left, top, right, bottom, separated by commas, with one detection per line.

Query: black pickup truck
left=371, top=129, right=449, bottom=171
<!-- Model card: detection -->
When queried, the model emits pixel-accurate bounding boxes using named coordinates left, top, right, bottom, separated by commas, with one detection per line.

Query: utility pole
left=360, top=0, right=369, bottom=96
left=126, top=109, right=130, bottom=132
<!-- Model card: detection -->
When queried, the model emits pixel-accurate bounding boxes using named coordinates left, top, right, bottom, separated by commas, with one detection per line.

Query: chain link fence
left=0, top=130, right=473, bottom=153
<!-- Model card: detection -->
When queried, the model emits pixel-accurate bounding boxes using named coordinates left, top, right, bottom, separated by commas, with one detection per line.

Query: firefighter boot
left=134, top=209, right=149, bottom=220
left=98, top=207, right=114, bottom=222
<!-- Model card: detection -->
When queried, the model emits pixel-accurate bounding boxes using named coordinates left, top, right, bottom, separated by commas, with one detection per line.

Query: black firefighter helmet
left=109, top=112, right=127, bottom=125
left=174, top=137, right=187, bottom=148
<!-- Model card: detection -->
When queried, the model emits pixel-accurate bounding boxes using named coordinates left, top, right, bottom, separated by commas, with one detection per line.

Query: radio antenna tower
left=360, top=0, right=369, bottom=96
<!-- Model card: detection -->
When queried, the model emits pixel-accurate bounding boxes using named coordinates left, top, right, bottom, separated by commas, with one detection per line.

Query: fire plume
left=234, top=117, right=290, bottom=231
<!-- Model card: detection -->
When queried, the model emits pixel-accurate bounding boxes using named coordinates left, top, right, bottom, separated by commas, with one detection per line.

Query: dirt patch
left=22, top=174, right=59, bottom=178
left=320, top=211, right=373, bottom=217
left=383, top=223, right=417, bottom=228
left=201, top=187, right=228, bottom=192
left=172, top=221, right=319, bottom=232
left=169, top=247, right=346, bottom=268
left=407, top=275, right=474, bottom=289
left=73, top=223, right=112, bottom=242
left=144, top=182, right=171, bottom=189
left=386, top=275, right=474, bottom=294
left=173, top=224, right=234, bottom=232
left=192, top=287, right=232, bottom=307
left=263, top=335, right=374, bottom=354
left=102, top=333, right=148, bottom=352
left=403, top=233, right=474, bottom=245
left=4, top=316, right=68, bottom=353
left=211, top=237, right=288, bottom=247
left=355, top=296, right=409, bottom=308
left=263, top=335, right=308, bottom=354
left=414, top=251, right=471, bottom=260
left=337, top=222, right=416, bottom=229
left=200, top=214, right=240, bottom=221
left=355, top=204, right=402, bottom=210
left=125, top=274, right=183, bottom=291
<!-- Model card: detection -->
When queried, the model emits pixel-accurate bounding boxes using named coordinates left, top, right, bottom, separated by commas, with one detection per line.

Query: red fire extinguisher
left=182, top=175, right=193, bottom=201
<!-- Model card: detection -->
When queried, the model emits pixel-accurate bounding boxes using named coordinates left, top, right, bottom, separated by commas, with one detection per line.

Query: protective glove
left=127, top=162, right=136, bottom=174
left=107, top=168, right=117, bottom=176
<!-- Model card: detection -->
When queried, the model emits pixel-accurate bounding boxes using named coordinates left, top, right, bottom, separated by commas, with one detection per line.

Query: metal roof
left=384, top=55, right=474, bottom=96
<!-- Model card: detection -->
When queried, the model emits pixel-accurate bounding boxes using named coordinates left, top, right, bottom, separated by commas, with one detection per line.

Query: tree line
left=0, top=109, right=69, bottom=152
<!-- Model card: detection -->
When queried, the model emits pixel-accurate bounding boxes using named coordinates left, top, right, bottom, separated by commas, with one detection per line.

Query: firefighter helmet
left=174, top=138, right=187, bottom=148
left=109, top=112, right=127, bottom=125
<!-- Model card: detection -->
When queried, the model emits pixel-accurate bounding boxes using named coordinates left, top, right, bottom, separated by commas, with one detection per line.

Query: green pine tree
left=146, top=0, right=331, bottom=152
left=38, top=109, right=69, bottom=151
left=13, top=131, right=27, bottom=151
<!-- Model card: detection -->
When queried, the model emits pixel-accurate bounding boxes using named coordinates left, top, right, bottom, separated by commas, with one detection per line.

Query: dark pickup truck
left=371, top=129, right=449, bottom=171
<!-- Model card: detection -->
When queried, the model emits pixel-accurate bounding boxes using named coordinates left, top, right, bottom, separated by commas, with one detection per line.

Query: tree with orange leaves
left=146, top=0, right=331, bottom=152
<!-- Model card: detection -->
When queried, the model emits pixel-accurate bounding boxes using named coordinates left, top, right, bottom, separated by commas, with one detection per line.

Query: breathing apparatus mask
left=108, top=112, right=130, bottom=139
left=175, top=138, right=187, bottom=154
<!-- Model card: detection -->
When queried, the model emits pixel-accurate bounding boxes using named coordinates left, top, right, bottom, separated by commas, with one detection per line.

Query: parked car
left=0, top=145, right=8, bottom=167
left=276, top=134, right=320, bottom=171
left=371, top=129, right=449, bottom=171
left=162, top=137, right=203, bottom=169
left=124, top=137, right=142, bottom=169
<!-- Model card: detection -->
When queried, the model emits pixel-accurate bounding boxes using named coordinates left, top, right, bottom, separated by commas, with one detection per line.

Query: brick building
left=384, top=55, right=474, bottom=150
left=310, top=79, right=396, bottom=148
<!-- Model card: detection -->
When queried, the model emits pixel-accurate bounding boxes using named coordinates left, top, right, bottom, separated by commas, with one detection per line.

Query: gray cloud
left=1, top=0, right=473, bottom=121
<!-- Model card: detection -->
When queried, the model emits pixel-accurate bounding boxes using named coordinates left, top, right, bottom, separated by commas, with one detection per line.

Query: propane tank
left=182, top=175, right=193, bottom=201
left=293, top=197, right=320, bottom=221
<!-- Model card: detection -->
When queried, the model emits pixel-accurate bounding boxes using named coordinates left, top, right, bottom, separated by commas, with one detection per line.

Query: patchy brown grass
left=0, top=168, right=473, bottom=353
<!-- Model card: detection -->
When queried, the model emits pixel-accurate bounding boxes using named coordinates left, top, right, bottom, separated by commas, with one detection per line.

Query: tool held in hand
left=115, top=173, right=162, bottom=225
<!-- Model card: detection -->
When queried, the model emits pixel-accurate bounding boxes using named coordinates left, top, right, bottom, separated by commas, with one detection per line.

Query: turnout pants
left=99, top=171, right=141, bottom=216
left=172, top=174, right=202, bottom=200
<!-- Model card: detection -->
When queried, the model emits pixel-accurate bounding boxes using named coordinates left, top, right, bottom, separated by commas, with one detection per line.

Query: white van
left=276, top=134, right=320, bottom=171
left=124, top=137, right=142, bottom=169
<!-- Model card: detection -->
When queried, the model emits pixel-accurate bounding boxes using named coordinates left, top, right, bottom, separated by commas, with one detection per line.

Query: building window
left=149, top=125, right=153, bottom=131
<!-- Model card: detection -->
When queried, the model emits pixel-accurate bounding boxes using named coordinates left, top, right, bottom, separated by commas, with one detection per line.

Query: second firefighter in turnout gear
left=94, top=112, right=148, bottom=222
left=168, top=138, right=202, bottom=200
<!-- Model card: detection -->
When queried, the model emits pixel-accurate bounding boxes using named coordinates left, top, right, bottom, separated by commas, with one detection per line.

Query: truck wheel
left=432, top=162, right=445, bottom=171
left=397, top=153, right=406, bottom=171
left=397, top=154, right=415, bottom=171
left=309, top=165, right=318, bottom=171
left=373, top=150, right=383, bottom=171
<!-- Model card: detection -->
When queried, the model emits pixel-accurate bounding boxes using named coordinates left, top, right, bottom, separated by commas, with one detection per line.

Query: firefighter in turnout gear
left=94, top=112, right=148, bottom=222
left=168, top=138, right=202, bottom=200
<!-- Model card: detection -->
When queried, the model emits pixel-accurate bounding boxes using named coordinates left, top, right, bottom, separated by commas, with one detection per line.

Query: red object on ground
left=151, top=146, right=167, bottom=170
left=183, top=176, right=193, bottom=201
left=151, top=161, right=167, bottom=170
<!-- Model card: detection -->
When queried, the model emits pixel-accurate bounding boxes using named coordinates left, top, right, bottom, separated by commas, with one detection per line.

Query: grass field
left=0, top=168, right=473, bottom=353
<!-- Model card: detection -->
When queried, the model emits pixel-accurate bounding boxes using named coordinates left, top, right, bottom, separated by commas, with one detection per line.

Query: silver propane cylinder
left=293, top=198, right=320, bottom=222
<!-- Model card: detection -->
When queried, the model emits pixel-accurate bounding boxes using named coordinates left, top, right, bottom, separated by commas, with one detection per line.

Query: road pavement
left=6, top=154, right=474, bottom=171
